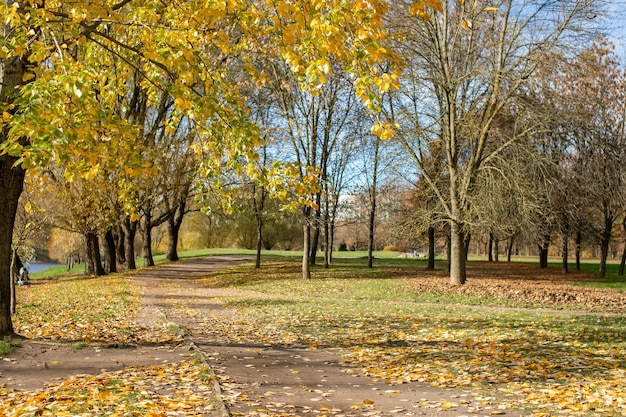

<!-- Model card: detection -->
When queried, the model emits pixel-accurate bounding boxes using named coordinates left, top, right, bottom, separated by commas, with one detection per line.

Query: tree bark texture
left=538, top=233, right=550, bottom=268
left=426, top=227, right=436, bottom=270
left=104, top=229, right=117, bottom=273
left=115, top=225, right=126, bottom=264
left=507, top=236, right=514, bottom=263
left=618, top=217, right=626, bottom=277
left=575, top=230, right=582, bottom=271
left=0, top=155, right=26, bottom=335
left=367, top=186, right=377, bottom=269
left=309, top=207, right=321, bottom=266
left=142, top=211, right=155, bottom=267
left=122, top=217, right=137, bottom=270
left=84, top=231, right=105, bottom=276
left=166, top=218, right=181, bottom=262
left=449, top=222, right=466, bottom=285
left=166, top=200, right=186, bottom=262
left=252, top=183, right=265, bottom=269
left=598, top=215, right=613, bottom=279
left=302, top=207, right=311, bottom=279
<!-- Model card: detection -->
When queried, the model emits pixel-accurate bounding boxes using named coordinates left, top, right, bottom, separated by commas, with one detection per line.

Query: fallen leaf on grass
left=14, top=276, right=178, bottom=345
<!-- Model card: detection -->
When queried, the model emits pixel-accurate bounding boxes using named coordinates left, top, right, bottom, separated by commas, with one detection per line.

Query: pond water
left=23, top=262, right=62, bottom=274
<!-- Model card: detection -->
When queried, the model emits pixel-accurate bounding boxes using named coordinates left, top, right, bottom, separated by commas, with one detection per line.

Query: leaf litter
left=6, top=275, right=218, bottom=416
left=196, top=261, right=626, bottom=417
left=6, top=260, right=626, bottom=417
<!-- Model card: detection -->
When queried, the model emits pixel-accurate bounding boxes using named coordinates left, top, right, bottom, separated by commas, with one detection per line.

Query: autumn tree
left=386, top=0, right=599, bottom=284
left=265, top=64, right=365, bottom=278
left=0, top=0, right=436, bottom=334
left=40, top=166, right=122, bottom=275
left=564, top=40, right=626, bottom=278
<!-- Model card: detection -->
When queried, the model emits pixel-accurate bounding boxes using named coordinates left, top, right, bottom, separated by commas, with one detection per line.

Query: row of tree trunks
left=84, top=232, right=105, bottom=276
left=82, top=204, right=187, bottom=276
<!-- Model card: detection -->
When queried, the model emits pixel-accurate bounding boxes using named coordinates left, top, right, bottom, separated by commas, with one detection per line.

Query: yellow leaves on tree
left=1, top=0, right=444, bottom=218
left=371, top=121, right=396, bottom=140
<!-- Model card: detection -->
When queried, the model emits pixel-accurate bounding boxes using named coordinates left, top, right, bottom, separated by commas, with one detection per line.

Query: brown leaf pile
left=403, top=262, right=625, bottom=314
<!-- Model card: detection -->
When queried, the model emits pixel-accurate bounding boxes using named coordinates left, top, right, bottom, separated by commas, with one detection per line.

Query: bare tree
left=565, top=40, right=626, bottom=277
left=268, top=63, right=361, bottom=279
left=387, top=0, right=600, bottom=284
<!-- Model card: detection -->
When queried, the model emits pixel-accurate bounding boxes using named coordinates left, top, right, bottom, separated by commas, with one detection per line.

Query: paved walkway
left=132, top=256, right=522, bottom=417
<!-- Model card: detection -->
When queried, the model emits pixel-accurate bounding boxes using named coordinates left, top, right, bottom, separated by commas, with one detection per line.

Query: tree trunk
left=166, top=220, right=181, bottom=262
left=10, top=247, right=18, bottom=315
left=1, top=30, right=31, bottom=336
left=255, top=219, right=262, bottom=269
left=575, top=230, right=582, bottom=271
left=618, top=216, right=626, bottom=277
left=0, top=157, right=25, bottom=335
left=494, top=237, right=500, bottom=262
left=166, top=199, right=186, bottom=263
left=446, top=230, right=451, bottom=273
left=449, top=222, right=467, bottom=285
left=253, top=184, right=263, bottom=269
left=426, top=226, right=436, bottom=270
left=367, top=139, right=379, bottom=269
left=104, top=229, right=117, bottom=273
left=115, top=225, right=126, bottom=264
left=122, top=216, right=138, bottom=270
left=367, top=185, right=377, bottom=269
left=142, top=212, right=154, bottom=267
left=488, top=232, right=494, bottom=262
left=84, top=231, right=105, bottom=276
left=324, top=215, right=330, bottom=269
left=538, top=233, right=550, bottom=268
left=310, top=208, right=321, bottom=266
left=463, top=232, right=471, bottom=261
left=328, top=219, right=336, bottom=265
left=302, top=215, right=311, bottom=279
left=562, top=236, right=569, bottom=274
left=598, top=215, right=613, bottom=279
left=507, top=236, right=514, bottom=262
left=66, top=255, right=74, bottom=271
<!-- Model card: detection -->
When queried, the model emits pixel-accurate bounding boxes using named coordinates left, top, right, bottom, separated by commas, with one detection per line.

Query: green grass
left=0, top=340, right=11, bottom=356
left=33, top=247, right=626, bottom=293
left=551, top=260, right=626, bottom=291
left=29, top=263, right=85, bottom=280
left=198, top=258, right=539, bottom=309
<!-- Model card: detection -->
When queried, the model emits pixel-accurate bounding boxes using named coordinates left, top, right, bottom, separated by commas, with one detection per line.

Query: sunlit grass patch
left=13, top=275, right=176, bottom=344
left=29, top=263, right=85, bottom=280
left=224, top=295, right=626, bottom=416
left=211, top=259, right=626, bottom=416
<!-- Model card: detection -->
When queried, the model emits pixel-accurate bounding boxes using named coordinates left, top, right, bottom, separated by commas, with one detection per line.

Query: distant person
left=18, top=266, right=29, bottom=286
